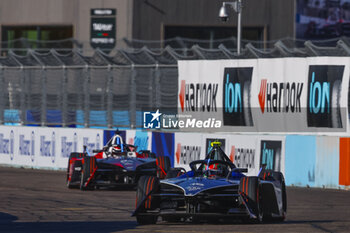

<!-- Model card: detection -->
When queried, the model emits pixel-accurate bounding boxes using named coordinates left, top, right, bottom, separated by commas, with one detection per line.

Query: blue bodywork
left=98, top=157, right=155, bottom=171
left=162, top=165, right=245, bottom=196
left=133, top=143, right=286, bottom=224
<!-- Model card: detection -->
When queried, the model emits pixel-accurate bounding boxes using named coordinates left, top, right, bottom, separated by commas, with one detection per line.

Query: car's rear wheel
left=156, top=156, right=171, bottom=179
left=259, top=170, right=287, bottom=221
left=80, top=156, right=96, bottom=191
left=135, top=176, right=159, bottom=225
left=239, top=176, right=263, bottom=223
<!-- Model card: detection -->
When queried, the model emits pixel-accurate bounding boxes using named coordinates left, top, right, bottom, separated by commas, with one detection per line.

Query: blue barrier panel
left=45, top=110, right=63, bottom=127
left=4, top=109, right=20, bottom=125
left=68, top=110, right=131, bottom=128
left=285, top=135, right=316, bottom=187
left=152, top=132, right=175, bottom=167
left=90, top=111, right=107, bottom=126
left=26, top=110, right=41, bottom=126
left=315, top=136, right=339, bottom=188
left=66, top=111, right=77, bottom=127
left=76, top=110, right=84, bottom=128
left=113, top=111, right=130, bottom=126
left=46, top=110, right=62, bottom=125
left=134, top=131, right=149, bottom=151
left=26, top=110, right=76, bottom=127
left=136, top=111, right=143, bottom=127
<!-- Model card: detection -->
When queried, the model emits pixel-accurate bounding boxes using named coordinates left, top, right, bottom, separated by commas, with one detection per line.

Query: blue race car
left=132, top=142, right=287, bottom=224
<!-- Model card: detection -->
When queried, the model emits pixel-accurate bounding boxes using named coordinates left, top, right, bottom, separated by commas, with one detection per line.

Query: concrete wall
left=339, top=137, right=350, bottom=186
left=285, top=135, right=350, bottom=189
left=0, top=0, right=296, bottom=48
left=285, top=135, right=316, bottom=187
left=132, top=0, right=295, bottom=41
left=315, top=136, right=339, bottom=188
left=0, top=0, right=133, bottom=48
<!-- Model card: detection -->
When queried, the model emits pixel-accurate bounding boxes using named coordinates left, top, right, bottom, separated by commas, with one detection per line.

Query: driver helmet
left=206, top=163, right=225, bottom=177
left=109, top=145, right=122, bottom=156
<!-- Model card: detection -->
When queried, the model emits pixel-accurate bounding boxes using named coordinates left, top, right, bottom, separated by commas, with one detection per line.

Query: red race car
left=66, top=132, right=170, bottom=190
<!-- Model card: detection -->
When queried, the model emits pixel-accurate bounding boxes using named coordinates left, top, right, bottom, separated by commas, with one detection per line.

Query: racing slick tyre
left=165, top=168, right=185, bottom=179
left=80, top=156, right=97, bottom=191
left=156, top=156, right=171, bottom=179
left=136, top=176, right=159, bottom=225
left=259, top=171, right=287, bottom=222
left=270, top=171, right=287, bottom=217
left=239, top=176, right=263, bottom=223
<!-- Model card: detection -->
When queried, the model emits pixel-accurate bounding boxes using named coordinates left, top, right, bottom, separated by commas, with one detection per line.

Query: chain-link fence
left=0, top=48, right=180, bottom=128
left=4, top=36, right=350, bottom=55
left=0, top=64, right=178, bottom=128
left=2, top=36, right=350, bottom=128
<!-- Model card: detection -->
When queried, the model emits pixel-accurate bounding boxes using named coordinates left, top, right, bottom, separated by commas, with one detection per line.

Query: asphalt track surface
left=1, top=167, right=350, bottom=233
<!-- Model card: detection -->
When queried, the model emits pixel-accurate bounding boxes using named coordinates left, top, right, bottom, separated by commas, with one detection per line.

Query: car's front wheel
left=239, top=176, right=263, bottom=223
left=135, top=176, right=159, bottom=224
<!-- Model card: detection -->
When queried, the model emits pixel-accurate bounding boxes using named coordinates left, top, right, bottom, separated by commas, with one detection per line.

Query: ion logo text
left=222, top=67, right=254, bottom=126
left=309, top=72, right=330, bottom=114
left=224, top=74, right=242, bottom=113
left=259, top=140, right=281, bottom=171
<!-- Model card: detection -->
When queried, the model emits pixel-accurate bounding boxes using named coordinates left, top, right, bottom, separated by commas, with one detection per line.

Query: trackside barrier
left=0, top=125, right=103, bottom=169
left=285, top=135, right=350, bottom=189
left=285, top=135, right=316, bottom=187
left=178, top=57, right=350, bottom=134
left=315, top=136, right=339, bottom=188
left=0, top=126, right=349, bottom=189
left=339, top=138, right=350, bottom=187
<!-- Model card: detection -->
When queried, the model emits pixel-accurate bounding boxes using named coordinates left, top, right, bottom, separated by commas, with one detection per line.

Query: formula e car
left=66, top=133, right=171, bottom=190
left=133, top=142, right=287, bottom=224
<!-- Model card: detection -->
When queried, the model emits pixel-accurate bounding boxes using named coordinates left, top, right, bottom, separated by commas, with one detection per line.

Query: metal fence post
left=20, top=66, right=26, bottom=125
left=130, top=64, right=136, bottom=128
left=0, top=66, right=4, bottom=125
left=107, top=65, right=113, bottom=128
left=84, top=65, right=90, bottom=128
left=41, top=66, right=47, bottom=126
left=154, top=64, right=161, bottom=109
left=61, top=66, right=67, bottom=127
